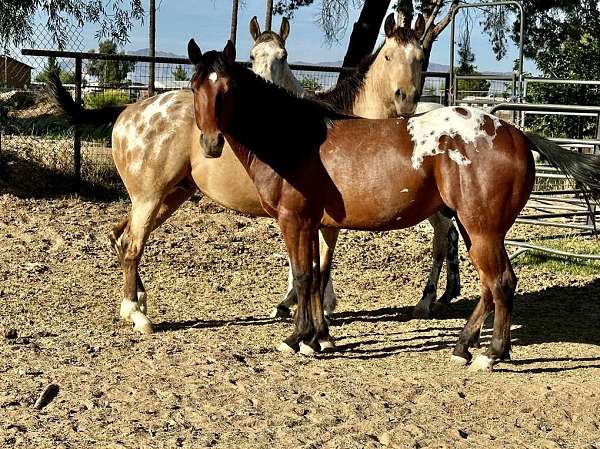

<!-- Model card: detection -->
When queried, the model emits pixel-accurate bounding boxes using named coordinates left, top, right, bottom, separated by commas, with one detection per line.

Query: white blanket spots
left=407, top=106, right=501, bottom=169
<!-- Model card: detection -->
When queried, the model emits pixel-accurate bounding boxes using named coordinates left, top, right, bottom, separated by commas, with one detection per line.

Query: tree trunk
left=230, top=0, right=239, bottom=44
left=339, top=0, right=391, bottom=81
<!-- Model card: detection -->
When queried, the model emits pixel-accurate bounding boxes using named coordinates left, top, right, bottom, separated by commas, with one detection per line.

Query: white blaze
left=209, top=72, right=218, bottom=83
left=407, top=106, right=501, bottom=169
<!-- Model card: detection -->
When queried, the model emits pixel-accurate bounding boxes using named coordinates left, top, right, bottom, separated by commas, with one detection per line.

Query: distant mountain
left=128, top=48, right=187, bottom=59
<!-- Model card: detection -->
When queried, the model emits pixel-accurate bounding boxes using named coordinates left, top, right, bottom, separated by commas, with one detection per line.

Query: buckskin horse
left=47, top=14, right=448, bottom=333
left=187, top=40, right=600, bottom=371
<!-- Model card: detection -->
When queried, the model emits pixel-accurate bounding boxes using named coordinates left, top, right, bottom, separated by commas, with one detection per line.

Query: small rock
left=378, top=431, right=392, bottom=446
left=4, top=329, right=17, bottom=340
left=456, top=429, right=468, bottom=439
left=33, top=384, right=59, bottom=410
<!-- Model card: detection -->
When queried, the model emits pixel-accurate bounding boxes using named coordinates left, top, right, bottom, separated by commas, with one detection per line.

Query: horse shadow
left=319, top=279, right=600, bottom=372
left=153, top=279, right=600, bottom=372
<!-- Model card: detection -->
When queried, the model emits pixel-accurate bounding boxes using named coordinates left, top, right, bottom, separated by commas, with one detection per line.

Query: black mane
left=193, top=50, right=353, bottom=123
left=315, top=46, right=382, bottom=114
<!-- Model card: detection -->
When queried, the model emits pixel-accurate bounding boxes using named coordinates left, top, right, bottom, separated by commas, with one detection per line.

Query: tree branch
left=421, top=0, right=459, bottom=51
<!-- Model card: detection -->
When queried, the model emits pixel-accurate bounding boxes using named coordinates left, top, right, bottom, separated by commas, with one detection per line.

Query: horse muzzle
left=199, top=133, right=225, bottom=158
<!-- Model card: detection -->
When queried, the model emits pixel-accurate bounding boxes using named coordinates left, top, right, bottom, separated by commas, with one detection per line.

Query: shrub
left=83, top=89, right=130, bottom=109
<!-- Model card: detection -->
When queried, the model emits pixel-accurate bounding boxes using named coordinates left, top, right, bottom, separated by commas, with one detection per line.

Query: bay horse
left=249, top=14, right=460, bottom=320
left=47, top=15, right=443, bottom=333
left=187, top=40, right=600, bottom=371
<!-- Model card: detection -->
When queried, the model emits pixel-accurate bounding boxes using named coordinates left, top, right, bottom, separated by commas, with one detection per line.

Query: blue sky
left=74, top=0, right=535, bottom=73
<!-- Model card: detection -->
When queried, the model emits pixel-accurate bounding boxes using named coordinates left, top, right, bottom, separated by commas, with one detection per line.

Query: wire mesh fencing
left=1, top=19, right=84, bottom=184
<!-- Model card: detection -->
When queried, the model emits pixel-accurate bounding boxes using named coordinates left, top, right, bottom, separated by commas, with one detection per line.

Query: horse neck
left=279, top=62, right=305, bottom=97
left=351, top=58, right=396, bottom=119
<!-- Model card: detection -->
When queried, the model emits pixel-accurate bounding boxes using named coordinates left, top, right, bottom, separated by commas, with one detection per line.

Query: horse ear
left=250, top=16, right=261, bottom=41
left=279, top=17, right=290, bottom=43
left=223, top=40, right=236, bottom=64
left=187, top=38, right=203, bottom=66
left=414, top=13, right=425, bottom=39
left=384, top=13, right=396, bottom=38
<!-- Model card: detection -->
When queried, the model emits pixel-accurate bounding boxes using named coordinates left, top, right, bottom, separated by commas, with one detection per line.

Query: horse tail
left=525, top=132, right=600, bottom=200
left=46, top=72, right=126, bottom=129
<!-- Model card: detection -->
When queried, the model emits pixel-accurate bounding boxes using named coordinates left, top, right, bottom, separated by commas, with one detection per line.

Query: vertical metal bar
left=230, top=0, right=240, bottom=45
left=449, top=2, right=525, bottom=104
left=74, top=57, right=82, bottom=187
left=449, top=10, right=456, bottom=106
left=443, top=73, right=450, bottom=106
left=148, top=0, right=156, bottom=97
left=265, top=0, right=274, bottom=31
left=595, top=113, right=600, bottom=155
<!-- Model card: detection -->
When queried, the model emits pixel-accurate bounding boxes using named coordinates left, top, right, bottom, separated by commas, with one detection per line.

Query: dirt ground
left=1, top=183, right=599, bottom=448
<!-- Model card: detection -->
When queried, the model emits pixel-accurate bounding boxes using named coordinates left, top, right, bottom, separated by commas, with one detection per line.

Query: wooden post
left=74, top=57, right=82, bottom=186
left=148, top=0, right=156, bottom=96
left=230, top=0, right=240, bottom=45
left=265, top=0, right=273, bottom=31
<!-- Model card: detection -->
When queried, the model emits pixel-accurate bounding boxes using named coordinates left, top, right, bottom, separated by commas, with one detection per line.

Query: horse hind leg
left=110, top=216, right=148, bottom=313
left=452, top=236, right=516, bottom=371
left=118, top=199, right=163, bottom=334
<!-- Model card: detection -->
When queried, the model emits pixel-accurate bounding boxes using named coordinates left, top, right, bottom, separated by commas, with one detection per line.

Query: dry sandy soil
left=1, top=175, right=599, bottom=448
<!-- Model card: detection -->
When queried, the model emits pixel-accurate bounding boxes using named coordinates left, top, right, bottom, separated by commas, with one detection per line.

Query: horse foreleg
left=270, top=227, right=339, bottom=319
left=319, top=227, right=339, bottom=318
left=277, top=216, right=328, bottom=355
left=438, top=224, right=461, bottom=305
left=413, top=212, right=450, bottom=318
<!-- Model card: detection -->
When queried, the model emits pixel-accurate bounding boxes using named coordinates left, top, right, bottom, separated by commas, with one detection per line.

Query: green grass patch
left=513, top=237, right=600, bottom=275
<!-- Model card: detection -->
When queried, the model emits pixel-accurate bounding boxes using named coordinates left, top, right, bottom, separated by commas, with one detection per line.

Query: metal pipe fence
left=491, top=102, right=600, bottom=260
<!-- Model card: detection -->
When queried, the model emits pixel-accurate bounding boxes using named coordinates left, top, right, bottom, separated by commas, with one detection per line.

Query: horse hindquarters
left=446, top=127, right=534, bottom=370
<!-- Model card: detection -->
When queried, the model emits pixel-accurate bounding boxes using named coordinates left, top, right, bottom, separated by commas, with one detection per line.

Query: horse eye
left=385, top=55, right=391, bottom=61
left=250, top=54, right=255, bottom=61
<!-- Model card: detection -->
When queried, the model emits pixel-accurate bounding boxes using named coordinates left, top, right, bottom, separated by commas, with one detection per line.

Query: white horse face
left=250, top=38, right=288, bottom=83
left=249, top=16, right=290, bottom=86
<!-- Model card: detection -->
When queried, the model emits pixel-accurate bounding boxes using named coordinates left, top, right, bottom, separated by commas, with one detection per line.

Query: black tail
left=526, top=132, right=600, bottom=200
left=46, top=72, right=126, bottom=129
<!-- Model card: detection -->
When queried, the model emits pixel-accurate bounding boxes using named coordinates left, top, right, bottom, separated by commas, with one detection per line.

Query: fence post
left=443, top=73, right=450, bottom=106
left=74, top=57, right=82, bottom=187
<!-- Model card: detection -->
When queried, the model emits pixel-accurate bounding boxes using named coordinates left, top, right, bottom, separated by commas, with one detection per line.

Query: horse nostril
left=217, top=133, right=225, bottom=147
left=395, top=89, right=403, bottom=99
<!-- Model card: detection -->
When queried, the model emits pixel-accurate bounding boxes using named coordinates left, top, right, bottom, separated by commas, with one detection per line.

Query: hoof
left=137, top=292, right=147, bottom=315
left=277, top=341, right=296, bottom=354
left=269, top=306, right=291, bottom=319
left=431, top=301, right=451, bottom=316
left=468, top=355, right=494, bottom=372
left=299, top=342, right=316, bottom=357
left=450, top=354, right=469, bottom=366
left=319, top=340, right=335, bottom=352
left=131, top=311, right=154, bottom=334
left=412, top=305, right=431, bottom=319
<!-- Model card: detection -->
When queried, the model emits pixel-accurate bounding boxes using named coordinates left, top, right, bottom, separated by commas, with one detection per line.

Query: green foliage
left=299, top=76, right=323, bottom=93
left=525, top=28, right=600, bottom=139
left=35, top=56, right=77, bottom=85
left=86, top=40, right=135, bottom=86
left=34, top=57, right=61, bottom=83
left=172, top=65, right=188, bottom=81
left=83, top=89, right=130, bottom=110
left=0, top=1, right=144, bottom=49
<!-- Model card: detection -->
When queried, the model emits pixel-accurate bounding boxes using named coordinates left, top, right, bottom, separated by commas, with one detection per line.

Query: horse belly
left=319, top=148, right=442, bottom=230
left=191, top=144, right=267, bottom=217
